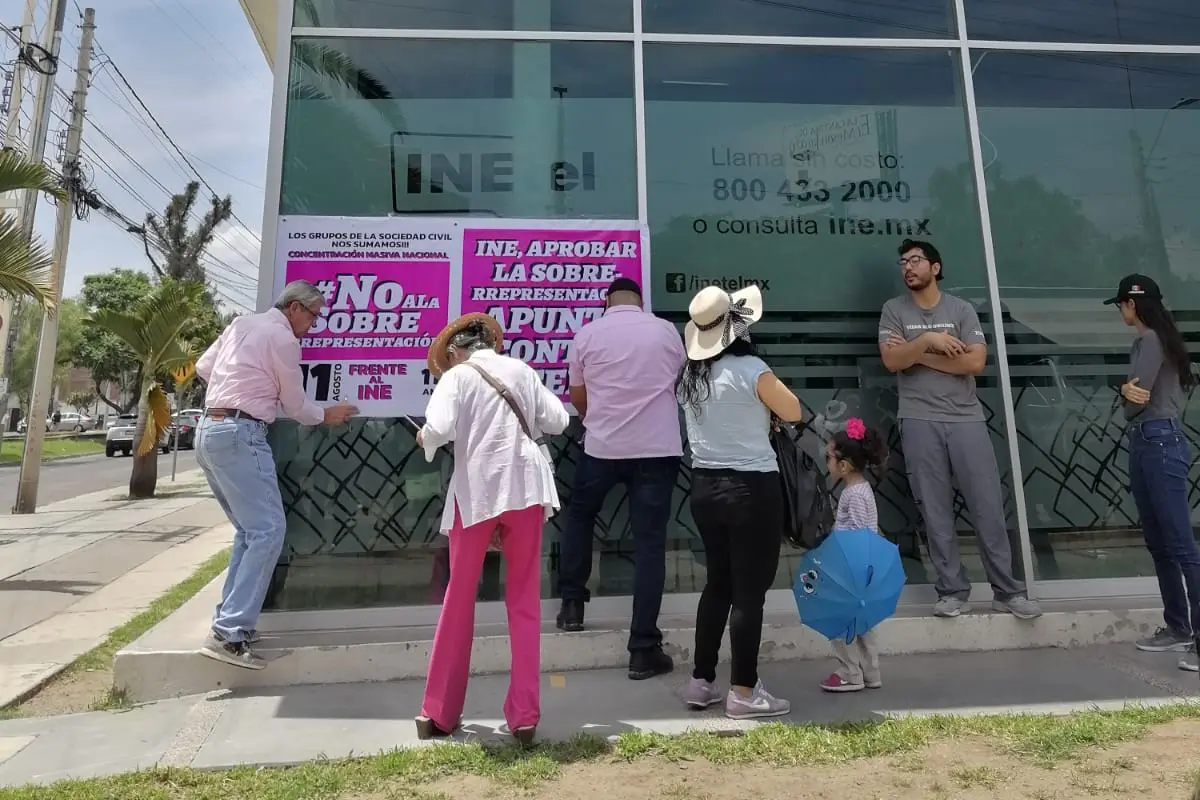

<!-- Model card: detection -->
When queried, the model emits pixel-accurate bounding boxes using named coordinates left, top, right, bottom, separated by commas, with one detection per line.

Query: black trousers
left=690, top=468, right=783, bottom=689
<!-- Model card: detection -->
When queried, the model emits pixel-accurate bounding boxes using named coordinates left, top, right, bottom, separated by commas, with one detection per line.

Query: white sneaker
left=725, top=682, right=791, bottom=720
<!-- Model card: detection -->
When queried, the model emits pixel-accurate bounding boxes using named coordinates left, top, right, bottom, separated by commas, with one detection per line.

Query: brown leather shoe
left=512, top=725, right=536, bottom=747
left=415, top=716, right=456, bottom=740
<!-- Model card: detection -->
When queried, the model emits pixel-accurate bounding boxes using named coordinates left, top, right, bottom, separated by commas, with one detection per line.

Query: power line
left=84, top=36, right=262, bottom=243
left=42, top=86, right=262, bottom=285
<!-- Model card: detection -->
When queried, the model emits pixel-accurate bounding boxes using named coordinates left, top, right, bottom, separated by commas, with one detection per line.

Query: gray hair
left=274, top=280, right=324, bottom=312
left=447, top=319, right=497, bottom=354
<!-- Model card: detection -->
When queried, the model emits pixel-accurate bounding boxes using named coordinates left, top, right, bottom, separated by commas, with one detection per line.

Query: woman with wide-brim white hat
left=675, top=284, right=804, bottom=719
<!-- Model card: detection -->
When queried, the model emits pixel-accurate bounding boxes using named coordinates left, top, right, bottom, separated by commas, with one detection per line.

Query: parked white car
left=18, top=412, right=96, bottom=434
left=105, top=415, right=171, bottom=457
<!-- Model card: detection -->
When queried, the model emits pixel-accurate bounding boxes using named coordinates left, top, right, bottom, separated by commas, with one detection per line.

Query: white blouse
left=421, top=349, right=570, bottom=533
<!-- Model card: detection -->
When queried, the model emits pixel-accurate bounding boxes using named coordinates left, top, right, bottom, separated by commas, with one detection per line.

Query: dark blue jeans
left=1128, top=417, right=1200, bottom=637
left=558, top=453, right=679, bottom=652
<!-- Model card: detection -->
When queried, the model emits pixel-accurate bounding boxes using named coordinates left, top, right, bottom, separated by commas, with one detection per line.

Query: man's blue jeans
left=558, top=453, right=679, bottom=652
left=1128, top=417, right=1200, bottom=637
left=196, top=416, right=287, bottom=644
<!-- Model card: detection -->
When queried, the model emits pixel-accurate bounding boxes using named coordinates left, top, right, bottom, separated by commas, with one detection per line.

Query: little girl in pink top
left=820, top=418, right=888, bottom=693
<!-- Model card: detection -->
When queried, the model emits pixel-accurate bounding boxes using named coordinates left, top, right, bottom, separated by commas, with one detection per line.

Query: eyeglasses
left=898, top=255, right=928, bottom=268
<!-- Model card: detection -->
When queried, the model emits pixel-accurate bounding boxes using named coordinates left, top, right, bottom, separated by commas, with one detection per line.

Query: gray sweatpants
left=900, top=419, right=1025, bottom=600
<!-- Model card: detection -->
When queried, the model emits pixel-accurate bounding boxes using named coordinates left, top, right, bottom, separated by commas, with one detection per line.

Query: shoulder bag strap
left=465, top=361, right=537, bottom=442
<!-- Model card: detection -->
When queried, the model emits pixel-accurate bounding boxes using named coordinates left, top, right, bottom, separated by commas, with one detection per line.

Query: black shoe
left=512, top=725, right=537, bottom=747
left=556, top=600, right=584, bottom=632
left=628, top=646, right=674, bottom=681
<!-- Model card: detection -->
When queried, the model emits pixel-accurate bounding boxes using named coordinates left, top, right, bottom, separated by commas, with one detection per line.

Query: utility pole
left=13, top=7, right=93, bottom=514
left=0, top=0, right=67, bottom=434
left=2, top=0, right=38, bottom=147
left=0, top=0, right=41, bottom=430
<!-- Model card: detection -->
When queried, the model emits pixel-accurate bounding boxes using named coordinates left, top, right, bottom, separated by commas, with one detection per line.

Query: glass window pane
left=973, top=52, right=1200, bottom=582
left=964, top=0, right=1200, bottom=46
left=282, top=38, right=637, bottom=219
left=643, top=0, right=955, bottom=38
left=645, top=45, right=1025, bottom=592
left=294, top=0, right=633, bottom=32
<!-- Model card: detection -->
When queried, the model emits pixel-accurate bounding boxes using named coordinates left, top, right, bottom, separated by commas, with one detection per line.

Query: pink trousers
left=421, top=504, right=544, bottom=732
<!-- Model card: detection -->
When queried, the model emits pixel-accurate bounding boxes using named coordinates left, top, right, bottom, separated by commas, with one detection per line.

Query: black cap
left=606, top=276, right=642, bottom=297
left=1103, top=274, right=1162, bottom=305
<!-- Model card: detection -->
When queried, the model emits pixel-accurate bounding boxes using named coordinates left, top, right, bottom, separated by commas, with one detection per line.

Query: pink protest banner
left=285, top=259, right=450, bottom=362
left=459, top=225, right=646, bottom=401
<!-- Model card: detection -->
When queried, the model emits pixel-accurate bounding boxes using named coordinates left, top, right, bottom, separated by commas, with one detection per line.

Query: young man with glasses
left=878, top=239, right=1042, bottom=621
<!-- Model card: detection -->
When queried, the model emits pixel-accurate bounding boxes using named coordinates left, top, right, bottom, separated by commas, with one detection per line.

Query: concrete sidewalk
left=0, top=644, right=1193, bottom=787
left=0, top=470, right=229, bottom=707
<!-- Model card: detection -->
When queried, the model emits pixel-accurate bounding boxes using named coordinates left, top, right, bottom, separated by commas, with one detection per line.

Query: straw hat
left=683, top=284, right=764, bottom=361
left=427, top=312, right=504, bottom=378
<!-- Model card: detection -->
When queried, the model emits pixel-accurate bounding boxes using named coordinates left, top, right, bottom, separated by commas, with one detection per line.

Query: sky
left=0, top=0, right=269, bottom=313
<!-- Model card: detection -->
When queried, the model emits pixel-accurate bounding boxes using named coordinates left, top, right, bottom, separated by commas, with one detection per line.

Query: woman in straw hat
left=675, top=284, right=804, bottom=719
left=414, top=312, right=569, bottom=745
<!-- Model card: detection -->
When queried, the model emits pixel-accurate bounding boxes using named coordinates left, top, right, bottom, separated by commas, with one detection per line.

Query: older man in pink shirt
left=558, top=276, right=686, bottom=681
left=194, top=280, right=356, bottom=670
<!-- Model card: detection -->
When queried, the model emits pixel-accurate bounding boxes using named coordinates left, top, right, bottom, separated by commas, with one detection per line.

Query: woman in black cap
left=1105, top=273, right=1200, bottom=659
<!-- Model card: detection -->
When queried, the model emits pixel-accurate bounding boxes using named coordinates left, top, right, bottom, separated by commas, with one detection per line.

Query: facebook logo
left=664, top=273, right=771, bottom=294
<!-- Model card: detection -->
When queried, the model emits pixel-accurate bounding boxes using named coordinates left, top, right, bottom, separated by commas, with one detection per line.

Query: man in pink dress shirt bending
left=194, top=280, right=357, bottom=670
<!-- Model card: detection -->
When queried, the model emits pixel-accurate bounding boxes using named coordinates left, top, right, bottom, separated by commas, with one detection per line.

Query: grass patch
left=1, top=702, right=1197, bottom=799
left=0, top=438, right=104, bottom=464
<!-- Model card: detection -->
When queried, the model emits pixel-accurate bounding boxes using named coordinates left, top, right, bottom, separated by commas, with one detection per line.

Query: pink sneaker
left=820, top=673, right=864, bottom=693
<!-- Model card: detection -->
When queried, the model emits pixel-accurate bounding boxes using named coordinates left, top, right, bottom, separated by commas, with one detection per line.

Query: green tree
left=67, top=390, right=94, bottom=415
left=74, top=269, right=153, bottom=413
left=90, top=280, right=202, bottom=498
left=143, top=181, right=233, bottom=286
left=0, top=150, right=64, bottom=309
left=10, top=298, right=84, bottom=411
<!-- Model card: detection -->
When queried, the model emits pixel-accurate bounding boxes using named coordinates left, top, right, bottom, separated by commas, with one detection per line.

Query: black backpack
left=770, top=424, right=835, bottom=549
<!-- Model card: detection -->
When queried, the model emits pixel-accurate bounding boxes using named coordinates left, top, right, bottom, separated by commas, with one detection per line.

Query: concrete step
left=113, top=573, right=1168, bottom=704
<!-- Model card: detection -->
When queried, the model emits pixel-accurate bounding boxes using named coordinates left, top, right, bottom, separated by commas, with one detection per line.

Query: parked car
left=170, top=409, right=203, bottom=449
left=19, top=412, right=95, bottom=434
left=52, top=412, right=94, bottom=432
left=105, top=415, right=171, bottom=457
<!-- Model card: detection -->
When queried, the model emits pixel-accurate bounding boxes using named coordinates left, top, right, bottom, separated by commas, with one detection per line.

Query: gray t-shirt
left=878, top=293, right=987, bottom=422
left=682, top=354, right=778, bottom=472
left=1124, top=329, right=1184, bottom=421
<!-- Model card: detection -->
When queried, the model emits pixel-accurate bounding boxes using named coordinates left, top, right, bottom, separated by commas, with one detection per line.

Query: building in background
left=239, top=0, right=1200, bottom=628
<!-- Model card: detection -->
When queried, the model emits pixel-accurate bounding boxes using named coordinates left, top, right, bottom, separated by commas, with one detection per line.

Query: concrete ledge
left=113, top=574, right=1169, bottom=703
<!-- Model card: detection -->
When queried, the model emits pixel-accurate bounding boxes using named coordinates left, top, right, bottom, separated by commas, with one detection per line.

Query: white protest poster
left=274, top=216, right=650, bottom=418
left=274, top=216, right=464, bottom=416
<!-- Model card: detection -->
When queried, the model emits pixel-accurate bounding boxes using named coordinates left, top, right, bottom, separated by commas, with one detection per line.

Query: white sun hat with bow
left=683, top=284, right=764, bottom=361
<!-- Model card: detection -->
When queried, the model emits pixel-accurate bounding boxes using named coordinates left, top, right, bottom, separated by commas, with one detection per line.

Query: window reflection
left=293, top=0, right=633, bottom=32
left=281, top=39, right=636, bottom=219
left=963, top=0, right=1200, bottom=46
left=973, top=52, right=1200, bottom=581
left=643, top=0, right=955, bottom=38
left=645, top=45, right=1025, bottom=590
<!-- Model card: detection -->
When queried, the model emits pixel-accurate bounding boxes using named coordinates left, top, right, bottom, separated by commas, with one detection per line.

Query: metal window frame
left=257, top=0, right=1189, bottom=629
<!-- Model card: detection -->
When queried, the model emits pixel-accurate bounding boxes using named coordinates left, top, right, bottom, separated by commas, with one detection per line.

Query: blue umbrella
left=793, top=528, right=906, bottom=643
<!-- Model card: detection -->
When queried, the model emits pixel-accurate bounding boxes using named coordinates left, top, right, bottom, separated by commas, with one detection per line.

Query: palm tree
left=90, top=280, right=203, bottom=498
left=0, top=149, right=65, bottom=309
left=143, top=181, right=233, bottom=286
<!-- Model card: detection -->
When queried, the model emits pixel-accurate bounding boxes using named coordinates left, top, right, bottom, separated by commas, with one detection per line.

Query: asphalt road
left=0, top=449, right=200, bottom=510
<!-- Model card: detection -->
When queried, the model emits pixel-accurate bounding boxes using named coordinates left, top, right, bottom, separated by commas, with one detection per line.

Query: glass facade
left=262, top=0, right=1200, bottom=613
